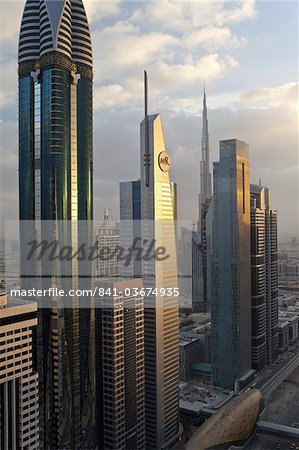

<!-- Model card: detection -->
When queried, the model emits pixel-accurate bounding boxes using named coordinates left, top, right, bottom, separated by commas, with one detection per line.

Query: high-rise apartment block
left=250, top=184, right=279, bottom=370
left=211, top=139, right=254, bottom=390
left=0, top=292, right=39, bottom=449
left=95, top=279, right=145, bottom=449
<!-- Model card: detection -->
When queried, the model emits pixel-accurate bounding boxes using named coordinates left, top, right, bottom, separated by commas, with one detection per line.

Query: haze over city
left=0, top=0, right=298, bottom=239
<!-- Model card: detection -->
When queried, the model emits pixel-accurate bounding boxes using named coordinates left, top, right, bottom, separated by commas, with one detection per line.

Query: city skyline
left=0, top=0, right=298, bottom=240
left=1, top=2, right=299, bottom=449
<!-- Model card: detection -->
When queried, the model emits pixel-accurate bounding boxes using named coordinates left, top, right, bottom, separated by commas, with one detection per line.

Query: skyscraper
left=120, top=180, right=177, bottom=280
left=18, top=1, right=94, bottom=447
left=198, top=85, right=212, bottom=229
left=119, top=180, right=142, bottom=278
left=95, top=279, right=145, bottom=450
left=196, top=87, right=212, bottom=312
left=0, top=292, right=39, bottom=449
left=211, top=139, right=254, bottom=390
left=95, top=210, right=120, bottom=278
left=192, top=231, right=203, bottom=313
left=250, top=184, right=279, bottom=370
left=141, top=72, right=179, bottom=448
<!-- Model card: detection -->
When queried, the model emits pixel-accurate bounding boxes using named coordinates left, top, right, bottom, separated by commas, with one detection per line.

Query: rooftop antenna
left=144, top=70, right=150, bottom=187
left=259, top=178, right=262, bottom=187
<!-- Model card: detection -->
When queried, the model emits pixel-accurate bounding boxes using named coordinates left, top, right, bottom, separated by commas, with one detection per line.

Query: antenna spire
left=144, top=70, right=150, bottom=187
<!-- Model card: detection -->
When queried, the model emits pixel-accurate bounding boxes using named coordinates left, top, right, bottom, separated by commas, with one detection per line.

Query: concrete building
left=179, top=337, right=201, bottom=382
left=278, top=311, right=299, bottom=345
left=278, top=319, right=289, bottom=352
left=211, top=139, right=254, bottom=389
left=250, top=184, right=279, bottom=371
left=0, top=292, right=39, bottom=449
left=95, top=279, right=145, bottom=450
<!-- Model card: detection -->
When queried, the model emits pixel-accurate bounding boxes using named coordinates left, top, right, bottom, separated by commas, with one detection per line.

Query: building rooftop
left=0, top=292, right=37, bottom=318
left=179, top=382, right=231, bottom=412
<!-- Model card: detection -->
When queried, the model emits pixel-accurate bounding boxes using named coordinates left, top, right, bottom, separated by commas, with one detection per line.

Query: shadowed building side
left=211, top=139, right=254, bottom=390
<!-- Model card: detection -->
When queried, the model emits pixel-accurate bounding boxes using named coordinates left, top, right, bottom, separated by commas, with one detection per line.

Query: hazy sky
left=0, top=0, right=298, bottom=240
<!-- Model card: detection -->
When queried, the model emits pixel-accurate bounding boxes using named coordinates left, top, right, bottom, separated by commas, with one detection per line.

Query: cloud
left=84, top=0, right=121, bottom=22
left=238, top=82, right=298, bottom=112
left=140, top=0, right=257, bottom=32
left=94, top=84, right=133, bottom=110
left=0, top=65, right=18, bottom=109
left=92, top=22, right=178, bottom=80
left=184, top=27, right=246, bottom=51
left=0, top=1, right=23, bottom=43
left=215, top=1, right=257, bottom=26
left=0, top=0, right=297, bottom=240
left=151, top=54, right=239, bottom=93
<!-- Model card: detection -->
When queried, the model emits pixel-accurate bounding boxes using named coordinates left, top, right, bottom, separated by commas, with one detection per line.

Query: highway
left=259, top=352, right=299, bottom=399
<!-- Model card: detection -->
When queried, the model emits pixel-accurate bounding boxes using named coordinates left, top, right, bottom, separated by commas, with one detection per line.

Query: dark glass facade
left=211, top=140, right=253, bottom=390
left=18, top=1, right=94, bottom=448
left=250, top=185, right=279, bottom=371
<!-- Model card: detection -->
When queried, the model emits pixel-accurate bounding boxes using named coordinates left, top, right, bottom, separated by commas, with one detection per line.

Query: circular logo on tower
left=158, top=151, right=170, bottom=172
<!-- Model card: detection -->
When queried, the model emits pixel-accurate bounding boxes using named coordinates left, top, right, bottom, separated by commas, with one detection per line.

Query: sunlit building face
left=140, top=113, right=180, bottom=448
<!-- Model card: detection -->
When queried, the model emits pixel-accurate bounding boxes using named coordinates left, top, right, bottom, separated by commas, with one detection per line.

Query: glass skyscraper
left=250, top=184, right=279, bottom=370
left=18, top=1, right=94, bottom=448
left=141, top=75, right=179, bottom=446
left=211, top=139, right=254, bottom=390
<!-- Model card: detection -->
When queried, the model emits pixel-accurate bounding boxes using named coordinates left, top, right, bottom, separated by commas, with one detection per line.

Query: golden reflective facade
left=186, top=389, right=263, bottom=450
left=141, top=114, right=180, bottom=448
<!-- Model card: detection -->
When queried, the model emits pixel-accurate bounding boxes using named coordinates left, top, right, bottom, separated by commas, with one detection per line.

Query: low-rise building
left=179, top=337, right=201, bottom=381
left=278, top=319, right=289, bottom=351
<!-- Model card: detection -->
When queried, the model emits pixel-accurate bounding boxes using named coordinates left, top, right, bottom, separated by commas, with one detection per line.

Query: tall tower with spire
left=198, top=83, right=212, bottom=230
left=141, top=72, right=180, bottom=448
left=18, top=1, right=94, bottom=448
left=193, top=85, right=213, bottom=312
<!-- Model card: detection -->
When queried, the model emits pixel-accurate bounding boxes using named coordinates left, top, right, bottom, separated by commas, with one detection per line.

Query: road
left=260, top=353, right=299, bottom=398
